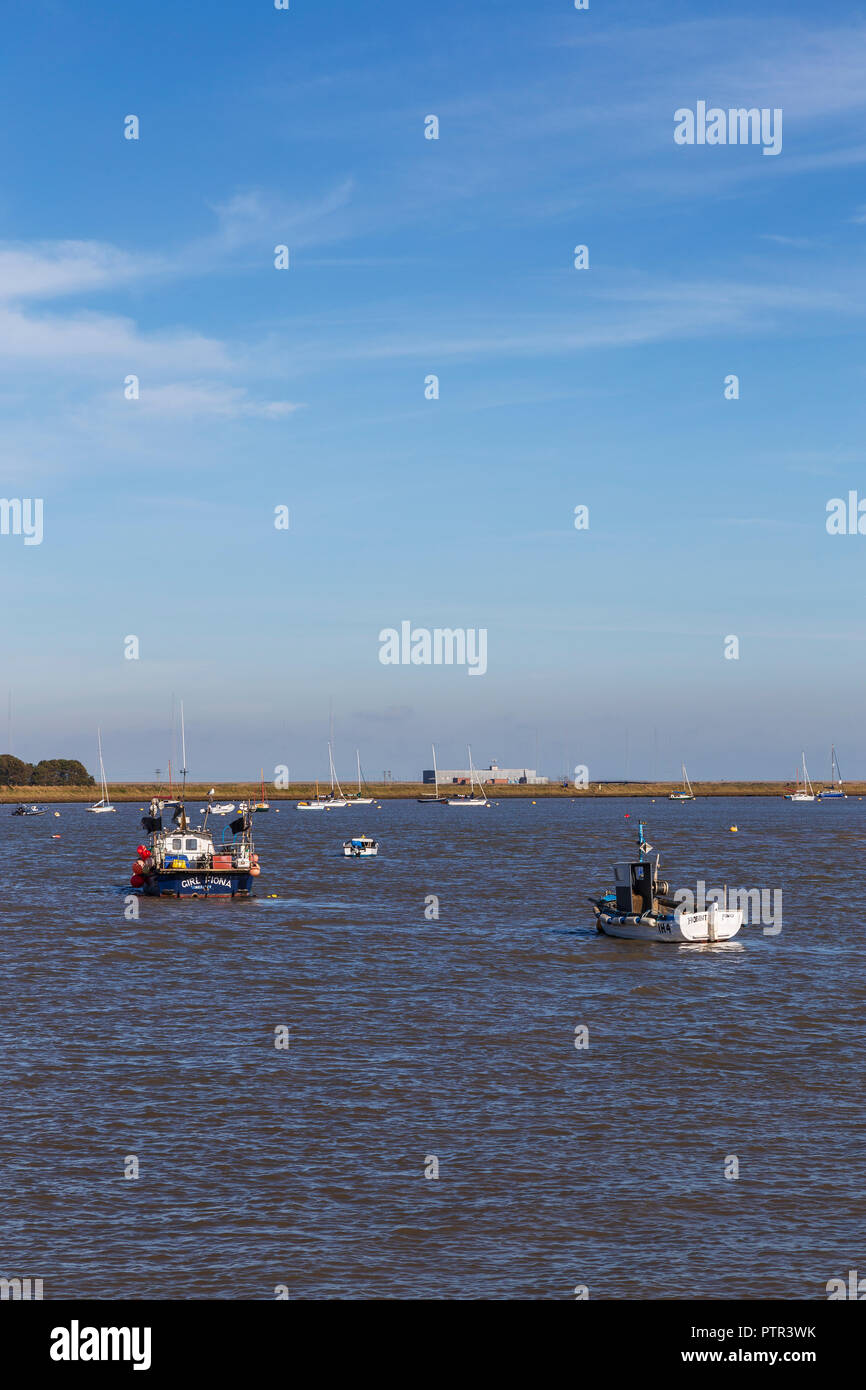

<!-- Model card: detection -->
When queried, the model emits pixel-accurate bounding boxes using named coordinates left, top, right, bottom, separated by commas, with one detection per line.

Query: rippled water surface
left=1, top=796, right=862, bottom=1299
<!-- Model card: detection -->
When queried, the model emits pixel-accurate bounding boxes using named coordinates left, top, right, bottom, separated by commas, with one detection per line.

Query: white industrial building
left=422, top=761, right=548, bottom=786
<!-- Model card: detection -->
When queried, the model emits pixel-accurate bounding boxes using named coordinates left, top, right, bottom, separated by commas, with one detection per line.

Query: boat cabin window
left=171, top=837, right=183, bottom=851
left=185, top=838, right=199, bottom=851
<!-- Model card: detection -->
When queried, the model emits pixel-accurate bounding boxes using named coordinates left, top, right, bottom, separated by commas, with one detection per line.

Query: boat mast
left=178, top=702, right=188, bottom=830
left=180, top=701, right=188, bottom=798
left=432, top=743, right=439, bottom=798
left=468, top=744, right=485, bottom=800
left=356, top=749, right=362, bottom=795
left=97, top=727, right=109, bottom=804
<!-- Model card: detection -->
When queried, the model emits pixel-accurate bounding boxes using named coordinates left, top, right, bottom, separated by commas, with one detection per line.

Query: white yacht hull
left=596, top=908, right=743, bottom=943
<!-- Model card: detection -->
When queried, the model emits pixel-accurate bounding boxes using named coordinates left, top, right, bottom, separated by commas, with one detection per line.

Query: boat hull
left=596, top=908, right=742, bottom=943
left=141, top=869, right=254, bottom=899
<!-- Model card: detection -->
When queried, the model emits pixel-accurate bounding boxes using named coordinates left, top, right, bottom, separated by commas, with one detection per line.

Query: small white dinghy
left=590, top=821, right=742, bottom=943
left=343, top=834, right=378, bottom=857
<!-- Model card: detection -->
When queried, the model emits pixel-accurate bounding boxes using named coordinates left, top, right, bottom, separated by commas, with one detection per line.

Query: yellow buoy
left=730, top=825, right=738, bottom=832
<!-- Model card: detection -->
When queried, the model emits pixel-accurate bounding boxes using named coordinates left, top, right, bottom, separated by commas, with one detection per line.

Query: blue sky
left=1, top=0, right=865, bottom=782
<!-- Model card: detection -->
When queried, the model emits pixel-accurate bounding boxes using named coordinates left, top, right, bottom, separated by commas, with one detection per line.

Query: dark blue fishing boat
left=129, top=707, right=261, bottom=898
left=131, top=797, right=260, bottom=898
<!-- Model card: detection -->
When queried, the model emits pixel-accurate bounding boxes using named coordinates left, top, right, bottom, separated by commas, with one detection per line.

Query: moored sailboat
left=346, top=750, right=374, bottom=804
left=253, top=770, right=270, bottom=812
left=297, top=744, right=348, bottom=808
left=447, top=746, right=489, bottom=806
left=87, top=728, right=116, bottom=813
left=417, top=743, right=448, bottom=803
left=784, top=753, right=815, bottom=802
left=818, top=745, right=846, bottom=800
left=669, top=763, right=695, bottom=801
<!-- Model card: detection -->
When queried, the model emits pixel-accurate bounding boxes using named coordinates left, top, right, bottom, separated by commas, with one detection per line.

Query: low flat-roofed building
left=422, top=761, right=548, bottom=785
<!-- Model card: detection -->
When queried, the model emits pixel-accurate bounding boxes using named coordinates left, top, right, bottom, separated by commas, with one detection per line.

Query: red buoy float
left=130, top=873, right=145, bottom=888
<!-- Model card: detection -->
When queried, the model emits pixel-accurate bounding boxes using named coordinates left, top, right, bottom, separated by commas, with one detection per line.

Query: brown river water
left=1, top=796, right=862, bottom=1299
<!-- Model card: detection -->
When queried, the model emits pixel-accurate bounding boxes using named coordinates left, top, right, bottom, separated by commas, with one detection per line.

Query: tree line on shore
left=0, top=754, right=94, bottom=786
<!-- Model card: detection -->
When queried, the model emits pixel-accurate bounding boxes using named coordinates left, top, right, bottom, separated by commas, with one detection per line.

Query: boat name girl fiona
left=378, top=622, right=487, bottom=676
left=674, top=880, right=781, bottom=935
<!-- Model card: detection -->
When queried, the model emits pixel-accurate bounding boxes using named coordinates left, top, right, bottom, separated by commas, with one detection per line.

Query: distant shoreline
left=1, top=781, right=861, bottom=803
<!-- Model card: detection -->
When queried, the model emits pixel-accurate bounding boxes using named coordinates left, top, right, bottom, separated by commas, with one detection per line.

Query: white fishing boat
left=447, top=745, right=489, bottom=806
left=590, top=822, right=743, bottom=943
left=669, top=763, right=695, bottom=801
left=87, top=728, right=116, bottom=813
left=346, top=750, right=374, bottom=804
left=784, top=753, right=815, bottom=801
left=818, top=745, right=846, bottom=800
left=11, top=803, right=44, bottom=816
left=343, top=833, right=378, bottom=857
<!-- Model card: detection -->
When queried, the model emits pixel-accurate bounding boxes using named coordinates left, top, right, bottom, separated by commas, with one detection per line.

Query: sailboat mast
left=356, top=749, right=362, bottom=795
left=97, top=727, right=110, bottom=804
left=432, top=743, right=439, bottom=797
